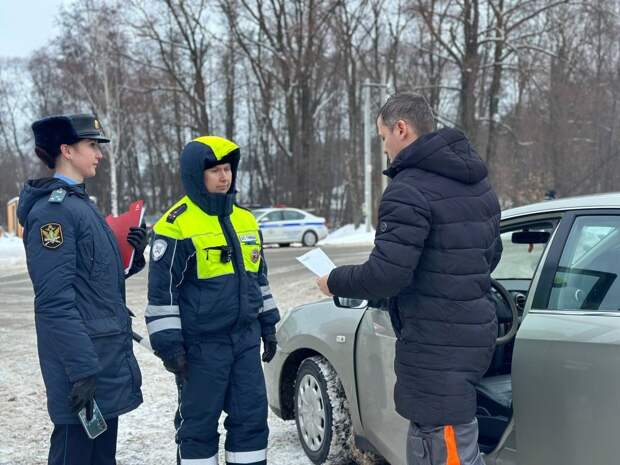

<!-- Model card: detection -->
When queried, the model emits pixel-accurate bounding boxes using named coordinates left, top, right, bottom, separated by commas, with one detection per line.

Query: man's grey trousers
left=407, top=418, right=485, bottom=465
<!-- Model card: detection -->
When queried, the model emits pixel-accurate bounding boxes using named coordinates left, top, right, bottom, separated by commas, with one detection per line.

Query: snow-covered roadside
left=0, top=260, right=323, bottom=465
left=319, top=224, right=375, bottom=246
left=0, top=235, right=26, bottom=270
left=0, top=230, right=373, bottom=464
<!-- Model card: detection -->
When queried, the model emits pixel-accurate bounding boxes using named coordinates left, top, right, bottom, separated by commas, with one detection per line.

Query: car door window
left=492, top=221, right=557, bottom=280
left=282, top=210, right=305, bottom=221
left=263, top=211, right=283, bottom=222
left=546, top=215, right=620, bottom=311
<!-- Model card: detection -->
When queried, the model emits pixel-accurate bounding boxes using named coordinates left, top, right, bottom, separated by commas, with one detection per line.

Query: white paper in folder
left=296, top=248, right=336, bottom=277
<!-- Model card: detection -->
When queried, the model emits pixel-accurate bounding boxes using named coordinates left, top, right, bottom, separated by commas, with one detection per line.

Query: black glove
left=163, top=352, right=188, bottom=384
left=261, top=334, right=278, bottom=363
left=127, top=222, right=148, bottom=256
left=69, top=375, right=96, bottom=421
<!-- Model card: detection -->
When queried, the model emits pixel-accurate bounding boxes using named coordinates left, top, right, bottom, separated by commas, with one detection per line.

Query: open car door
left=513, top=211, right=620, bottom=465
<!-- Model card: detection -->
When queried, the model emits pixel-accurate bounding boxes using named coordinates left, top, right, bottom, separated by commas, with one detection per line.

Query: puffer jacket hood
left=17, top=178, right=86, bottom=226
left=180, top=136, right=240, bottom=216
left=386, top=127, right=488, bottom=185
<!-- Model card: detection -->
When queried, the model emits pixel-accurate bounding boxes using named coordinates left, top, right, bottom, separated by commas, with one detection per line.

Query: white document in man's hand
left=296, top=248, right=336, bottom=277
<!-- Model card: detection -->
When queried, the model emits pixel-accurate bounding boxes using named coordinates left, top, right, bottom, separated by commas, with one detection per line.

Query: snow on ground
left=0, top=234, right=26, bottom=269
left=0, top=255, right=329, bottom=465
left=318, top=225, right=375, bottom=246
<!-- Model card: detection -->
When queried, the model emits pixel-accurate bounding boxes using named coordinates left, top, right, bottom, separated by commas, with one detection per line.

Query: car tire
left=295, top=356, right=353, bottom=465
left=302, top=230, right=318, bottom=247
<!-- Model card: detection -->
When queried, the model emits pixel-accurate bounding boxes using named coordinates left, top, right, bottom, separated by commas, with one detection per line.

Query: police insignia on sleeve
left=240, top=234, right=258, bottom=245
left=40, top=223, right=63, bottom=249
left=251, top=249, right=260, bottom=263
left=151, top=239, right=168, bottom=261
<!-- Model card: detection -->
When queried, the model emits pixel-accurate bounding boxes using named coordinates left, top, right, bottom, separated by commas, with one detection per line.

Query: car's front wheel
left=295, top=356, right=352, bottom=465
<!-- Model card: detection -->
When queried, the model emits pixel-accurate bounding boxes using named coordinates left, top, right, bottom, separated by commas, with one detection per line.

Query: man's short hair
left=377, top=92, right=435, bottom=136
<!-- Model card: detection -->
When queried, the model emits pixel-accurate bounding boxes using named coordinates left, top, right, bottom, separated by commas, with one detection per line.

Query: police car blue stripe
left=259, top=222, right=325, bottom=228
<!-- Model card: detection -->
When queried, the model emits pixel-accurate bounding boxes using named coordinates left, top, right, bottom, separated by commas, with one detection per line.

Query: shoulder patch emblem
left=151, top=239, right=168, bottom=261
left=48, top=189, right=67, bottom=203
left=40, top=223, right=63, bottom=249
left=167, top=203, right=187, bottom=224
left=240, top=233, right=258, bottom=245
left=379, top=221, right=388, bottom=233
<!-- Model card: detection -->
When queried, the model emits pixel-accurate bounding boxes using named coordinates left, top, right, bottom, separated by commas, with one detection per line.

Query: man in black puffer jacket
left=318, top=93, right=502, bottom=465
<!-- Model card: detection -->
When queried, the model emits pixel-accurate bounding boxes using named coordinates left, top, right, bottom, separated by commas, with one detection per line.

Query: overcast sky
left=0, top=0, right=72, bottom=58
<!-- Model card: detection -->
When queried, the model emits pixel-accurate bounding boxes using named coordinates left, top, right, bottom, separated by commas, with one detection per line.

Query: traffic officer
left=146, top=136, right=280, bottom=465
left=17, top=114, right=147, bottom=465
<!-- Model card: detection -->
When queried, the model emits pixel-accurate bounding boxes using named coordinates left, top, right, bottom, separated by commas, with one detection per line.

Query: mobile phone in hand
left=78, top=399, right=107, bottom=439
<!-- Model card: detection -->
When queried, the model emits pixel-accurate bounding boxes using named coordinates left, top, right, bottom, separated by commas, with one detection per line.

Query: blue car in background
left=252, top=207, right=328, bottom=247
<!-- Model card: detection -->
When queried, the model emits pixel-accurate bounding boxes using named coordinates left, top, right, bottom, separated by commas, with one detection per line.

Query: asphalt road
left=0, top=244, right=373, bottom=323
left=0, top=243, right=373, bottom=465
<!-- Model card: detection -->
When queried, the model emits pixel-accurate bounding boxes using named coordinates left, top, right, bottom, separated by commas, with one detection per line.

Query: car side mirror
left=511, top=230, right=550, bottom=244
left=333, top=296, right=368, bottom=309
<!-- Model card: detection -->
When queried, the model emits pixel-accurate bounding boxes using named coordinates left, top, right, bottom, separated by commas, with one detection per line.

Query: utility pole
left=379, top=69, right=389, bottom=194
left=363, top=79, right=372, bottom=232
left=362, top=78, right=389, bottom=232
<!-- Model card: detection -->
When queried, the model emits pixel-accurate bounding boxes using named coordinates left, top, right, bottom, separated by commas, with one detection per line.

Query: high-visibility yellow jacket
left=145, top=136, right=279, bottom=360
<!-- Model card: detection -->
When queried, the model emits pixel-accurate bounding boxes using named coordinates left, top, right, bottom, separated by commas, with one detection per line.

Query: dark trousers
left=175, top=337, right=269, bottom=465
left=48, top=417, right=119, bottom=465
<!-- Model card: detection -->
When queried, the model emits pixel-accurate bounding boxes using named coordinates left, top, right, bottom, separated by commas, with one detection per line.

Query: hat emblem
left=94, top=119, right=100, bottom=129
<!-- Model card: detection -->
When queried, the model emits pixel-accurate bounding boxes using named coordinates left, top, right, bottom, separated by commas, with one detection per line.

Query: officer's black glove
left=163, top=352, right=188, bottom=384
left=261, top=334, right=277, bottom=363
left=69, top=375, right=96, bottom=421
left=127, top=222, right=148, bottom=256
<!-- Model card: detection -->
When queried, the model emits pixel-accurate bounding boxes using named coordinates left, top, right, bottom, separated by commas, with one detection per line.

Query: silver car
left=252, top=207, right=329, bottom=247
left=265, top=192, right=620, bottom=465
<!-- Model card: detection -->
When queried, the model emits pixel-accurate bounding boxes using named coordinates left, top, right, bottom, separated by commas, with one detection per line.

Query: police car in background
left=251, top=208, right=328, bottom=247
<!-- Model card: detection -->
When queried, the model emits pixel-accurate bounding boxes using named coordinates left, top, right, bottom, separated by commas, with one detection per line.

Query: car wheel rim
left=304, top=232, right=317, bottom=246
left=297, top=373, right=326, bottom=451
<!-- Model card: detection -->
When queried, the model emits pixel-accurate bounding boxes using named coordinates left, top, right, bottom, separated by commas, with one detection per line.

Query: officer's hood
left=17, top=178, right=85, bottom=225
left=385, top=127, right=488, bottom=185
left=180, top=136, right=240, bottom=216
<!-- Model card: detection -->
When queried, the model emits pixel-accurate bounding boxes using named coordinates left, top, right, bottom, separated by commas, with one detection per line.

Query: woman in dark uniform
left=17, top=114, right=147, bottom=465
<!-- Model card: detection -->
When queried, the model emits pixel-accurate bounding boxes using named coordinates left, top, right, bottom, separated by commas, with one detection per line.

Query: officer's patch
left=167, top=204, right=187, bottom=223
left=151, top=239, right=168, bottom=261
left=40, top=223, right=63, bottom=249
left=240, top=234, right=257, bottom=245
left=251, top=249, right=260, bottom=263
left=48, top=188, right=66, bottom=203
left=379, top=221, right=388, bottom=233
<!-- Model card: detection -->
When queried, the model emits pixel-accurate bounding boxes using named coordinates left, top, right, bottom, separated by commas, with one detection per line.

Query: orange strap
left=444, top=425, right=461, bottom=465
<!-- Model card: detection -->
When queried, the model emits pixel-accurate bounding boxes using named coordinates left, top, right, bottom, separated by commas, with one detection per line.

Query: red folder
left=105, top=200, right=145, bottom=274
